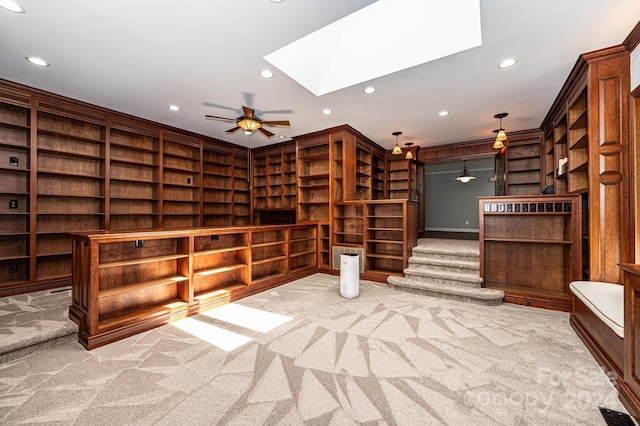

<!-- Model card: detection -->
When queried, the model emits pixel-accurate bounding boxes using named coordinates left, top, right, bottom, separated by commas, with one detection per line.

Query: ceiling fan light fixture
left=455, top=160, right=475, bottom=183
left=237, top=118, right=261, bottom=132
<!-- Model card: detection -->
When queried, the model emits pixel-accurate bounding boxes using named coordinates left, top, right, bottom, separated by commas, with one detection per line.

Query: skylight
left=264, top=0, right=482, bottom=96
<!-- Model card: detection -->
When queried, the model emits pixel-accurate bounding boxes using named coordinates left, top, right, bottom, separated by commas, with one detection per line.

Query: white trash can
left=340, top=253, right=360, bottom=299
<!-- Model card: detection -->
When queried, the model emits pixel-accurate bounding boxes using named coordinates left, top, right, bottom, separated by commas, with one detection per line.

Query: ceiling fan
left=205, top=105, right=290, bottom=138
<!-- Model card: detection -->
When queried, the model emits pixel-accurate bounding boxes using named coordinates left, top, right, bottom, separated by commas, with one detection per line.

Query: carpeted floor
left=0, top=273, right=631, bottom=425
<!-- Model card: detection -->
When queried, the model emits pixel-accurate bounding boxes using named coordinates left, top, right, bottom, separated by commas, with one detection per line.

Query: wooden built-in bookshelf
left=479, top=194, right=582, bottom=311
left=70, top=224, right=319, bottom=349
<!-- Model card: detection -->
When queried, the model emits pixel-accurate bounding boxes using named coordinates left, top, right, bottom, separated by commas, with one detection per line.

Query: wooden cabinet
left=161, top=133, right=201, bottom=229
left=202, top=144, right=233, bottom=226
left=479, top=194, right=582, bottom=311
left=193, top=231, right=250, bottom=302
left=251, top=228, right=287, bottom=283
left=232, top=149, right=251, bottom=225
left=297, top=136, right=330, bottom=222
left=541, top=47, right=632, bottom=284
left=365, top=200, right=417, bottom=275
left=36, top=109, right=106, bottom=282
left=333, top=202, right=363, bottom=245
left=621, top=264, right=640, bottom=419
left=251, top=142, right=297, bottom=224
left=319, top=224, right=330, bottom=268
left=109, top=121, right=160, bottom=231
left=70, top=224, right=319, bottom=349
left=385, top=156, right=424, bottom=233
left=0, top=100, right=31, bottom=288
left=504, top=134, right=543, bottom=195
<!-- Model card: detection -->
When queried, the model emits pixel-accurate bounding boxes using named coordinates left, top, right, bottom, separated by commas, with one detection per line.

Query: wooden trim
left=418, top=129, right=541, bottom=163
left=0, top=78, right=239, bottom=151
left=540, top=57, right=588, bottom=131
left=623, top=20, right=640, bottom=52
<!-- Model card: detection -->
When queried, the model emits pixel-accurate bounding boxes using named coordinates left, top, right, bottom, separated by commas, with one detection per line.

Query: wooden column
left=585, top=47, right=632, bottom=284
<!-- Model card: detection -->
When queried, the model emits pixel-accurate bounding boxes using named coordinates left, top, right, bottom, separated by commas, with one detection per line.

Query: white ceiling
left=1, top=0, right=638, bottom=151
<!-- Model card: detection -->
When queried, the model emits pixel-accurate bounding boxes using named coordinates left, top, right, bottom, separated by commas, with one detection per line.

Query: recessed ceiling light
left=278, top=135, right=286, bottom=139
left=438, top=111, right=449, bottom=117
left=25, top=57, right=49, bottom=67
left=167, top=105, right=181, bottom=111
left=322, top=108, right=332, bottom=115
left=363, top=86, right=376, bottom=94
left=269, top=0, right=286, bottom=3
left=260, top=69, right=274, bottom=79
left=0, top=0, right=25, bottom=13
left=498, top=58, right=517, bottom=69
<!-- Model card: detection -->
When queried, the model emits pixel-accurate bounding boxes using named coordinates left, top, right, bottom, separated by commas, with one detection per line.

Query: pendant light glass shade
left=455, top=160, right=475, bottom=183
left=493, top=113, right=508, bottom=149
left=404, top=142, right=414, bottom=159
left=392, top=131, right=402, bottom=155
left=236, top=118, right=261, bottom=132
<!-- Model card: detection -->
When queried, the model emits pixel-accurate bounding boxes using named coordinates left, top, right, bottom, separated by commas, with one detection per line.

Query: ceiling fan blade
left=258, top=127, right=274, bottom=138
left=262, top=120, right=290, bottom=127
left=260, top=109, right=294, bottom=114
left=242, top=106, right=254, bottom=119
left=225, top=126, right=241, bottom=133
left=205, top=114, right=236, bottom=121
left=202, top=102, right=242, bottom=115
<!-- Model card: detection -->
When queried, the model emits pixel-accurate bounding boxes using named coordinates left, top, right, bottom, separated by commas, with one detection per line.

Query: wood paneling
left=585, top=47, right=631, bottom=284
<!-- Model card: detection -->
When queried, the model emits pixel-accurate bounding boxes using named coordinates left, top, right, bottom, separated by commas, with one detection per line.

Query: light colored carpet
left=0, top=273, right=629, bottom=425
left=0, top=287, right=76, bottom=362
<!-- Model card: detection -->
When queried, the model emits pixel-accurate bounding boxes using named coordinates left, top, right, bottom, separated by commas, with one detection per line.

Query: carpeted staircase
left=387, top=240, right=504, bottom=306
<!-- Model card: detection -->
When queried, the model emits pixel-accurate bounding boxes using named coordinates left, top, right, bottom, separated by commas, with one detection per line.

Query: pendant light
left=392, top=131, right=402, bottom=155
left=493, top=112, right=508, bottom=149
left=455, top=160, right=475, bottom=183
left=404, top=142, right=414, bottom=160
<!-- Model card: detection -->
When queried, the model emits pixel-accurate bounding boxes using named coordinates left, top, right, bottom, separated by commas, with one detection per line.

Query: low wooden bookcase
left=478, top=194, right=582, bottom=311
left=69, top=224, right=319, bottom=349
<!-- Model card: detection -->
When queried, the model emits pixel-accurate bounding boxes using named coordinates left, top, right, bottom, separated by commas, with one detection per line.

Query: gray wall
left=425, top=157, right=496, bottom=232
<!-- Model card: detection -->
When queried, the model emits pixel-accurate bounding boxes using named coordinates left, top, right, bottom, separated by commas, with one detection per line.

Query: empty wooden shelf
left=70, top=224, right=319, bottom=349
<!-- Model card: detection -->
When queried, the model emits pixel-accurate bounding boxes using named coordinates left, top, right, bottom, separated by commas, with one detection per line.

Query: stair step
left=387, top=275, right=504, bottom=306
left=408, top=256, right=479, bottom=272
left=403, top=267, right=483, bottom=286
left=411, top=245, right=479, bottom=261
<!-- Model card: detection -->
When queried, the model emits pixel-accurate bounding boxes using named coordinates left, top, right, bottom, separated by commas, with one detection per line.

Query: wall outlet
left=8, top=263, right=18, bottom=273
left=9, top=156, right=18, bottom=166
left=135, top=240, right=144, bottom=248
left=465, top=220, right=470, bottom=225
left=9, top=200, right=17, bottom=209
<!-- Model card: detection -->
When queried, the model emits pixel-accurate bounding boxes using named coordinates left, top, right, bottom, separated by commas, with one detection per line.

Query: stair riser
left=407, top=261, right=479, bottom=275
